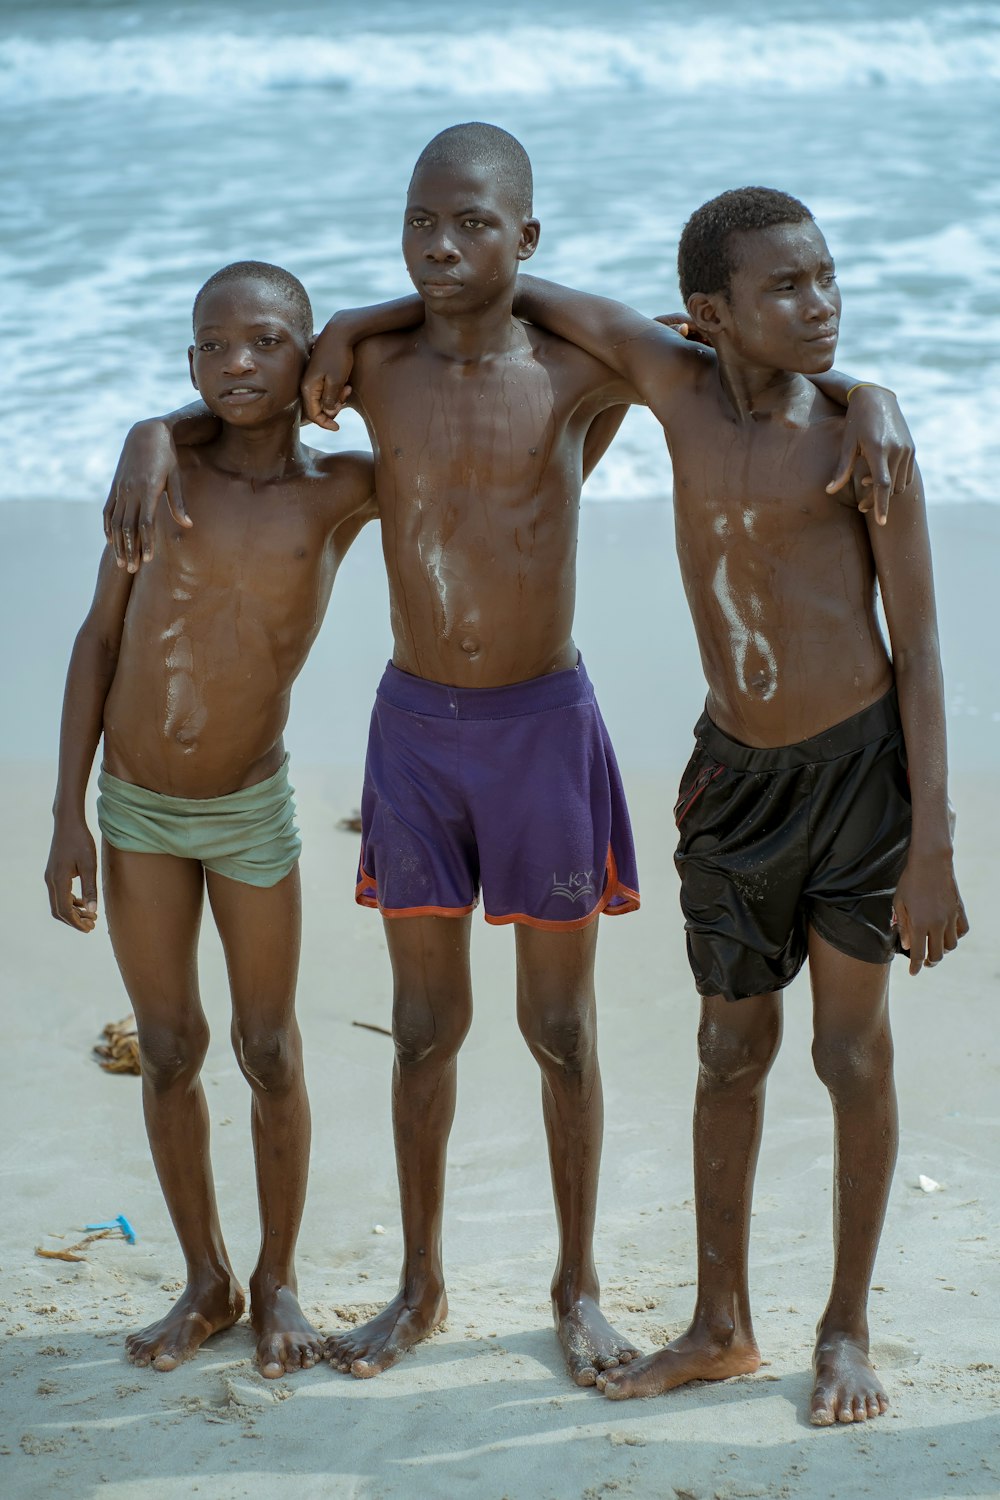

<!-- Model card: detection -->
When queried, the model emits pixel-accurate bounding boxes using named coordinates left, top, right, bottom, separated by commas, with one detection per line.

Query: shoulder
left=522, top=321, right=634, bottom=407
left=307, top=448, right=377, bottom=519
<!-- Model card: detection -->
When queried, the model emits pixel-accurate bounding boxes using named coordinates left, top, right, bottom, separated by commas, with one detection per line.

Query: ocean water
left=1, top=0, right=998, bottom=506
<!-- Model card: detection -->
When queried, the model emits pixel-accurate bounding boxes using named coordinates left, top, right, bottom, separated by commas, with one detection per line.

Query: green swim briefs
left=97, top=756, right=301, bottom=888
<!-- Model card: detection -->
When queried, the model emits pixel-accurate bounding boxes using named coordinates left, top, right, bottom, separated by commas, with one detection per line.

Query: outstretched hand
left=826, top=388, right=915, bottom=525
left=45, top=823, right=99, bottom=933
left=103, top=420, right=190, bottom=571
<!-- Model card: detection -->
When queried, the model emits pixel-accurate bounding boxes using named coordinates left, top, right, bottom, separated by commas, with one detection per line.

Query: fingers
left=300, top=374, right=325, bottom=425
left=46, top=871, right=97, bottom=932
left=867, top=459, right=891, bottom=526
left=956, top=900, right=971, bottom=939
left=825, top=439, right=857, bottom=496
left=163, top=466, right=191, bottom=538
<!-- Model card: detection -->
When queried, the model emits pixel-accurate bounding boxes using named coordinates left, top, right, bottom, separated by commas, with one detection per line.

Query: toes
left=572, top=1364, right=598, bottom=1388
left=152, top=1352, right=180, bottom=1373
left=810, top=1400, right=835, bottom=1427
left=259, top=1360, right=283, bottom=1380
left=595, top=1355, right=620, bottom=1373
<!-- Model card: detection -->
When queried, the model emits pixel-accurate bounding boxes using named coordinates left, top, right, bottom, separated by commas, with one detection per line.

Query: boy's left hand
left=827, top=388, right=915, bottom=526
left=892, top=852, right=969, bottom=975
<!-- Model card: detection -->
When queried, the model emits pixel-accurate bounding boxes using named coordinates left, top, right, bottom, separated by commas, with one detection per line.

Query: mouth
left=421, top=278, right=463, bottom=298
left=219, top=386, right=266, bottom=403
left=806, top=329, right=838, bottom=345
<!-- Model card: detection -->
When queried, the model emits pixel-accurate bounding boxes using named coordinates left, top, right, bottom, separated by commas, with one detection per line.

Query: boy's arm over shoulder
left=104, top=400, right=220, bottom=571
left=867, top=469, right=969, bottom=972
left=45, top=546, right=134, bottom=933
left=815, top=373, right=915, bottom=525
left=302, top=296, right=425, bottom=431
left=515, top=275, right=713, bottom=423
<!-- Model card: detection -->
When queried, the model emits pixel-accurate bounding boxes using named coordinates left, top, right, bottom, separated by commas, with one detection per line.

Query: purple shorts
left=356, top=658, right=640, bottom=929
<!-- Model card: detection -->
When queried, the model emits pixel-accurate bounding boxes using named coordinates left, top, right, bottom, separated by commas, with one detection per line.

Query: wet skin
left=520, top=222, right=967, bottom=1416
left=316, top=160, right=640, bottom=1384
left=98, top=176, right=926, bottom=1388
left=46, top=278, right=376, bottom=1375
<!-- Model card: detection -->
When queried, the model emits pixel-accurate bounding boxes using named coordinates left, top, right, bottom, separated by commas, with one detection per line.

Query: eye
left=256, top=335, right=280, bottom=347
left=407, top=215, right=431, bottom=229
left=198, top=340, right=221, bottom=352
left=462, top=218, right=487, bottom=230
left=820, top=271, right=838, bottom=287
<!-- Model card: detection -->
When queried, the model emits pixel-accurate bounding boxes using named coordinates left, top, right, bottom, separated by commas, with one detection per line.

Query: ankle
left=550, top=1267, right=601, bottom=1314
left=815, top=1314, right=870, bottom=1350
left=690, top=1300, right=756, bottom=1350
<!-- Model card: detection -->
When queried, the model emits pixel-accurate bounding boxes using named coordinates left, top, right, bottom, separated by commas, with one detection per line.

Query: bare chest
left=367, top=359, right=566, bottom=503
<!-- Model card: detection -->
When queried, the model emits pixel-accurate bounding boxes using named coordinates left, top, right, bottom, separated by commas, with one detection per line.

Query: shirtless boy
left=512, top=189, right=968, bottom=1422
left=45, top=262, right=375, bottom=1378
left=103, top=127, right=913, bottom=1389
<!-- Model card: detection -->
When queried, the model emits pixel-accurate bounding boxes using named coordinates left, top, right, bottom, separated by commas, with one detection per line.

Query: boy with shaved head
left=103, top=129, right=915, bottom=1388
left=47, top=262, right=375, bottom=1379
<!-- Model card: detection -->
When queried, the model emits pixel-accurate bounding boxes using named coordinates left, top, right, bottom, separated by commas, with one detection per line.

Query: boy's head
left=678, top=187, right=840, bottom=372
left=189, top=261, right=313, bottom=423
left=403, top=123, right=539, bottom=312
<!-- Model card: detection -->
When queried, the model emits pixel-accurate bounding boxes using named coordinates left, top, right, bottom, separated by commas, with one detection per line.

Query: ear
left=517, top=217, right=541, bottom=262
left=187, top=346, right=198, bottom=390
left=685, top=292, right=728, bottom=344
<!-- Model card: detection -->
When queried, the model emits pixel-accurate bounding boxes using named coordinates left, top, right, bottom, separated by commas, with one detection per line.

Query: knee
left=697, top=1010, right=779, bottom=1091
left=235, top=1025, right=299, bottom=1093
left=812, top=1024, right=892, bottom=1097
left=139, top=1019, right=209, bottom=1092
left=392, top=992, right=470, bottom=1069
left=519, top=999, right=595, bottom=1074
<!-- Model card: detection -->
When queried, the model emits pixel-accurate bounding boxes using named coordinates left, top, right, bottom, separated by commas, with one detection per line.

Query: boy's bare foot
left=324, top=1289, right=448, bottom=1378
left=251, top=1282, right=324, bottom=1379
left=556, top=1295, right=639, bottom=1387
left=126, top=1276, right=245, bottom=1372
left=596, top=1322, right=761, bottom=1400
left=810, top=1334, right=888, bottom=1425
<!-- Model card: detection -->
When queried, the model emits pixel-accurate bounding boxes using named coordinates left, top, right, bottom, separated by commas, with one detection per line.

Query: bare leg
left=514, top=921, right=637, bottom=1386
left=808, top=928, right=895, bottom=1425
left=102, top=846, right=244, bottom=1371
left=206, top=865, right=321, bottom=1380
left=326, top=915, right=472, bottom=1378
left=600, top=989, right=781, bottom=1399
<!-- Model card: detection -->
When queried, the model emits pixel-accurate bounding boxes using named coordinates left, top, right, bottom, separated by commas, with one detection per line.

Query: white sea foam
left=2, top=11, right=1000, bottom=105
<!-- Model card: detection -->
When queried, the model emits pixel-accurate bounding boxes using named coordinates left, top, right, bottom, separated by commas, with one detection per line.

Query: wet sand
left=1, top=500, right=998, bottom=1499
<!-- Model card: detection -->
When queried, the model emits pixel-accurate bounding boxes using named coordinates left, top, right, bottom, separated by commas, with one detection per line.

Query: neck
left=421, top=292, right=524, bottom=362
left=715, top=349, right=804, bottom=422
left=211, top=411, right=304, bottom=482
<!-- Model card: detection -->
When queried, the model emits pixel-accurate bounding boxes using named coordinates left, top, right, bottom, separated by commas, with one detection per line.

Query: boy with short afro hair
left=46, top=261, right=375, bottom=1378
left=514, top=186, right=967, bottom=1422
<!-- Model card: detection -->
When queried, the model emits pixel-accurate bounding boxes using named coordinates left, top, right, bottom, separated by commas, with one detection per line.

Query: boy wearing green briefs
left=45, top=262, right=375, bottom=1378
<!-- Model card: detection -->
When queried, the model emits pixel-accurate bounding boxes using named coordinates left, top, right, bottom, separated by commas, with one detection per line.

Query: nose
left=804, top=283, right=838, bottom=322
left=424, top=229, right=459, bottom=264
left=223, top=344, right=257, bottom=374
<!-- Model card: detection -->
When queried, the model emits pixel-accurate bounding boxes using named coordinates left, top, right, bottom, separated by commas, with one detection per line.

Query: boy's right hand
left=301, top=321, right=356, bottom=430
left=103, top=420, right=190, bottom=572
left=45, top=821, right=99, bottom=932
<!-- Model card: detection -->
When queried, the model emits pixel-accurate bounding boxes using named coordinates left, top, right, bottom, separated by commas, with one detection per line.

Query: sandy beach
left=1, top=499, right=998, bottom=1500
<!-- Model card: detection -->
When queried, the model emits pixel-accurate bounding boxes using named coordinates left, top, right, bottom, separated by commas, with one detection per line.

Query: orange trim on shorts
left=355, top=866, right=476, bottom=920
left=484, top=845, right=640, bottom=931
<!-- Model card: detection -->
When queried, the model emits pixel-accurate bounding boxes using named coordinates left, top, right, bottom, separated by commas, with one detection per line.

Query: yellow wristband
left=846, top=381, right=895, bottom=402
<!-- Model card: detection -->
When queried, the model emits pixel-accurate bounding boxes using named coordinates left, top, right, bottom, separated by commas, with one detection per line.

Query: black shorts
left=674, top=689, right=910, bottom=1002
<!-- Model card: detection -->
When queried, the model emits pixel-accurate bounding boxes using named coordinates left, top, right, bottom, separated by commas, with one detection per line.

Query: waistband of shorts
left=375, top=656, right=595, bottom=720
left=97, top=753, right=292, bottom=812
left=694, top=687, right=900, bottom=771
